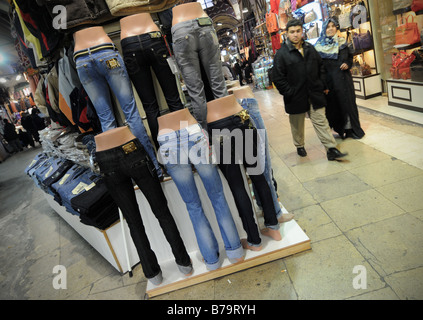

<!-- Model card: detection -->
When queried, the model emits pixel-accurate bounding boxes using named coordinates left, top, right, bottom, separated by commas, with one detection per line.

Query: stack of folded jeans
left=25, top=152, right=49, bottom=177
left=41, top=157, right=75, bottom=196
left=26, top=153, right=119, bottom=230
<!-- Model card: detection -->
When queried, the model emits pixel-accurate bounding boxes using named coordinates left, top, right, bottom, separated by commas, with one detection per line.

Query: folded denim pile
left=38, top=127, right=96, bottom=169
left=25, top=152, right=119, bottom=230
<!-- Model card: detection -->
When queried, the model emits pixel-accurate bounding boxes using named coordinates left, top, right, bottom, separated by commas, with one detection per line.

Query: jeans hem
left=265, top=223, right=280, bottom=230
left=225, top=244, right=244, bottom=260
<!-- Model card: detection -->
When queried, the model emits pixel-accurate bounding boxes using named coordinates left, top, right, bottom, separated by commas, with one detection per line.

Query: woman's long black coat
left=323, top=44, right=365, bottom=138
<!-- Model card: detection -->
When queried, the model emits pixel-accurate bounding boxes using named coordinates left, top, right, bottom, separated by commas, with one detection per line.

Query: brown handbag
left=395, top=15, right=420, bottom=46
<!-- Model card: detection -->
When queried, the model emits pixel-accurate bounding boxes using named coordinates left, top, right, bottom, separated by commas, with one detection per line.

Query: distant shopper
left=2, top=119, right=23, bottom=153
left=272, top=19, right=347, bottom=161
left=234, top=59, right=244, bottom=86
left=314, top=18, right=365, bottom=139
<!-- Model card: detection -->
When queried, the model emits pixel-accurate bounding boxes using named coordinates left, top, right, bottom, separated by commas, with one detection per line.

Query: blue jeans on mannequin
left=158, top=124, right=243, bottom=270
left=239, top=98, right=282, bottom=218
left=74, top=44, right=162, bottom=178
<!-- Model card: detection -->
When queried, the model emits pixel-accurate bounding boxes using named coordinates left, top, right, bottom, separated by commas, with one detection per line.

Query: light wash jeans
left=74, top=45, right=161, bottom=177
left=171, top=18, right=228, bottom=129
left=157, top=124, right=243, bottom=270
left=239, top=98, right=282, bottom=218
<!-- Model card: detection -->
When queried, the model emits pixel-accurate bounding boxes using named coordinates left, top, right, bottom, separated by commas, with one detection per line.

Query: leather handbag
left=339, top=9, right=352, bottom=29
left=266, top=12, right=279, bottom=33
left=411, top=0, right=423, bottom=11
left=304, top=9, right=317, bottom=23
left=353, top=30, right=373, bottom=50
left=390, top=52, right=416, bottom=79
left=359, top=61, right=372, bottom=76
left=395, top=15, right=420, bottom=46
left=306, top=23, right=319, bottom=39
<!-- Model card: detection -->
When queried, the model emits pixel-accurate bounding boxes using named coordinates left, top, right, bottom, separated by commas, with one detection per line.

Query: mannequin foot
left=148, top=271, right=163, bottom=286
left=229, top=256, right=245, bottom=264
left=177, top=260, right=193, bottom=277
left=278, top=213, right=295, bottom=223
left=241, top=238, right=263, bottom=251
left=260, top=228, right=282, bottom=241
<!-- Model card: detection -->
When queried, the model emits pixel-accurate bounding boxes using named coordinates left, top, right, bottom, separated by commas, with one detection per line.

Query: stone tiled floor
left=1, top=87, right=422, bottom=300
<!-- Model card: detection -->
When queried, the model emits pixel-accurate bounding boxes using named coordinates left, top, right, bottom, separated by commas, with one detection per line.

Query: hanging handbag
left=266, top=12, right=279, bottom=33
left=304, top=9, right=317, bottom=23
left=352, top=30, right=373, bottom=50
left=411, top=0, right=423, bottom=12
left=395, top=15, right=421, bottom=46
left=339, top=6, right=352, bottom=29
left=306, top=23, right=319, bottom=39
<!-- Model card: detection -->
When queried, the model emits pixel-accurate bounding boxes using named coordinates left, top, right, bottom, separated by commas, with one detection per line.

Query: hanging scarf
left=314, top=18, right=347, bottom=60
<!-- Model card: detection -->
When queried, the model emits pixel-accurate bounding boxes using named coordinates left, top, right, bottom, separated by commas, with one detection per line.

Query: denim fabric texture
left=51, top=164, right=88, bottom=206
left=207, top=112, right=280, bottom=247
left=171, top=18, right=228, bottom=129
left=157, top=124, right=243, bottom=270
left=74, top=44, right=161, bottom=177
left=95, top=138, right=191, bottom=279
left=121, top=33, right=184, bottom=149
left=239, top=98, right=282, bottom=217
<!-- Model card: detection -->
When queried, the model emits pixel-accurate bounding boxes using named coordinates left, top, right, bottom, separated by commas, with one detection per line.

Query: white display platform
left=43, top=169, right=311, bottom=298
left=145, top=219, right=310, bottom=298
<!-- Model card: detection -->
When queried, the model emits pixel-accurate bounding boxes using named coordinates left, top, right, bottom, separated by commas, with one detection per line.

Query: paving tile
left=291, top=204, right=342, bottom=242
left=284, top=235, right=385, bottom=299
left=385, top=267, right=423, bottom=300
left=376, top=175, right=423, bottom=212
left=214, top=259, right=297, bottom=300
left=302, top=171, right=372, bottom=203
left=349, top=158, right=423, bottom=188
left=321, top=189, right=405, bottom=232
left=346, top=214, right=423, bottom=277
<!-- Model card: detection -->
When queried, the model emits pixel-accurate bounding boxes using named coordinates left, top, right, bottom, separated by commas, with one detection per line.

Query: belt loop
left=87, top=47, right=91, bottom=55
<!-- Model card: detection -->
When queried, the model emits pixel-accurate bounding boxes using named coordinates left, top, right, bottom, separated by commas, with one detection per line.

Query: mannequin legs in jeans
left=208, top=112, right=281, bottom=246
left=74, top=46, right=162, bottom=178
left=96, top=139, right=191, bottom=283
left=158, top=124, right=244, bottom=270
left=121, top=34, right=184, bottom=149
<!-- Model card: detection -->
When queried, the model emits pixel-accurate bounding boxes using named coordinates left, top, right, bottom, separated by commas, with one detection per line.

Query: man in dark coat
left=272, top=19, right=347, bottom=161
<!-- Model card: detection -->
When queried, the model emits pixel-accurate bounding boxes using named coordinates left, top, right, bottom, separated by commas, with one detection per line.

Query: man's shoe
left=297, top=147, right=307, bottom=157
left=327, top=148, right=348, bottom=161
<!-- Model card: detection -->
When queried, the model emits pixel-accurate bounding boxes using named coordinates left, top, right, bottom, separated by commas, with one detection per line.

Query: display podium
left=44, top=169, right=311, bottom=298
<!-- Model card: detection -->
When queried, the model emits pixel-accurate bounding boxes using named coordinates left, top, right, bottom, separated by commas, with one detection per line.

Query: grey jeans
left=171, top=18, right=228, bottom=129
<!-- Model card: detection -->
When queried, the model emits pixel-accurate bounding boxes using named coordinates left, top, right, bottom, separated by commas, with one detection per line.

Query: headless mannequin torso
left=94, top=126, right=136, bottom=152
left=158, top=108, right=198, bottom=135
left=229, top=86, right=255, bottom=99
left=73, top=26, right=113, bottom=52
left=206, top=95, right=243, bottom=123
left=172, top=2, right=208, bottom=26
left=120, top=13, right=160, bottom=39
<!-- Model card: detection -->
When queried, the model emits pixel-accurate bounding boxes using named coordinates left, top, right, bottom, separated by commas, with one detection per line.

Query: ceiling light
left=16, top=75, right=22, bottom=81
left=0, top=78, right=6, bottom=83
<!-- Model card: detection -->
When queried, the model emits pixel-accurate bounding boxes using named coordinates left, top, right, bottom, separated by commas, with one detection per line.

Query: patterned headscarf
left=314, top=18, right=347, bottom=59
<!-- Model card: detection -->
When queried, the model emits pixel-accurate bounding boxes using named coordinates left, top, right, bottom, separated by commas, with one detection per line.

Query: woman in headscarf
left=314, top=18, right=365, bottom=139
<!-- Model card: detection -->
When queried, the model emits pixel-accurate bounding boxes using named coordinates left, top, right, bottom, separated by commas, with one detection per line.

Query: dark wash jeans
left=208, top=113, right=279, bottom=246
left=121, top=33, right=184, bottom=148
left=95, top=139, right=190, bottom=279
